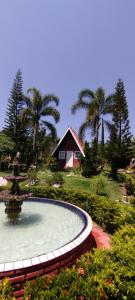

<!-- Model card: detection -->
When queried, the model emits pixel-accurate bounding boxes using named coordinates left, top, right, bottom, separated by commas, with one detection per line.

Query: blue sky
left=0, top=0, right=135, bottom=140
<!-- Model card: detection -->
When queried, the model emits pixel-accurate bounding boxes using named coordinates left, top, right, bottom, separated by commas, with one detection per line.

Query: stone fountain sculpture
left=0, top=152, right=32, bottom=222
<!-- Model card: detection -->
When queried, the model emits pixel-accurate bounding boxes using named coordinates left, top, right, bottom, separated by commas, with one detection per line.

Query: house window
left=59, top=151, right=65, bottom=159
left=74, top=151, right=81, bottom=159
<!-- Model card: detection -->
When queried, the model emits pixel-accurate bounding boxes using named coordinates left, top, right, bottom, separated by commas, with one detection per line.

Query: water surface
left=0, top=200, right=85, bottom=263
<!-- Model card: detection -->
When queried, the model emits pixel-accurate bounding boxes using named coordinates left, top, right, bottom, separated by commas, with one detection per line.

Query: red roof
left=70, top=127, right=85, bottom=152
left=52, top=127, right=85, bottom=157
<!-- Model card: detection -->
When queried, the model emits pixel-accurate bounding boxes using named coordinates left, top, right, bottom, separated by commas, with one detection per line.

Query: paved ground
left=92, top=222, right=111, bottom=249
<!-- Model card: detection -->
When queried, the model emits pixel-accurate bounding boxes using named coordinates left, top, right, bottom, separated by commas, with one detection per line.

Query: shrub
left=130, top=196, right=135, bottom=206
left=0, top=278, right=14, bottom=300
left=81, top=142, right=99, bottom=177
left=119, top=173, right=135, bottom=195
left=47, top=156, right=61, bottom=172
left=46, top=172, right=64, bottom=186
left=125, top=175, right=135, bottom=195
left=92, top=175, right=109, bottom=197
left=27, top=166, right=37, bottom=186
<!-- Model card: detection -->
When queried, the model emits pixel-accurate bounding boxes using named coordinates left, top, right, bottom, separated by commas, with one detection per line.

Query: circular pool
left=0, top=198, right=93, bottom=298
left=0, top=198, right=90, bottom=263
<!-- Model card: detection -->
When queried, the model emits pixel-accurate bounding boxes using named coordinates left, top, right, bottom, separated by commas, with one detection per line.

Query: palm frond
left=103, top=120, right=113, bottom=132
left=42, top=121, right=57, bottom=139
left=95, top=88, right=105, bottom=103
left=23, top=96, right=32, bottom=108
left=86, top=102, right=97, bottom=122
left=27, top=88, right=42, bottom=111
left=92, top=115, right=100, bottom=138
left=71, top=100, right=90, bottom=114
left=79, top=121, right=90, bottom=140
left=94, top=88, right=105, bottom=114
left=104, top=94, right=114, bottom=114
left=78, top=89, right=94, bottom=101
left=42, top=94, right=59, bottom=107
left=27, top=88, right=41, bottom=99
left=41, top=107, right=60, bottom=123
left=21, top=108, right=33, bottom=120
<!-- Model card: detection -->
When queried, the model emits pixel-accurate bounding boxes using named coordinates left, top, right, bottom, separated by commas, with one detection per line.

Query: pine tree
left=107, top=126, right=120, bottom=179
left=81, top=142, right=98, bottom=177
left=112, top=79, right=132, bottom=167
left=4, top=69, right=26, bottom=153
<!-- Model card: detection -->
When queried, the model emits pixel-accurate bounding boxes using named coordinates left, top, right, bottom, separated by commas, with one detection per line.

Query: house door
left=66, top=151, right=73, bottom=168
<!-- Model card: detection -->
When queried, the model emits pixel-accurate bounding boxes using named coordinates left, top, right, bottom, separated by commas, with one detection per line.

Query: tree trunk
left=100, top=119, right=105, bottom=169
left=32, top=125, right=37, bottom=164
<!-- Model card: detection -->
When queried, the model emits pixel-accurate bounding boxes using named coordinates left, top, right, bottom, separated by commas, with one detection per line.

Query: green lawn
left=0, top=169, right=123, bottom=201
left=37, top=170, right=123, bottom=201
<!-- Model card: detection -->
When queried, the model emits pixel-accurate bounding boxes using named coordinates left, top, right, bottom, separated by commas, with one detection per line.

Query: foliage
left=124, top=174, right=135, bottom=195
left=4, top=69, right=26, bottom=153
left=46, top=172, right=64, bottom=186
left=0, top=278, right=15, bottom=300
left=0, top=132, right=15, bottom=156
left=128, top=137, right=135, bottom=157
left=22, top=87, right=60, bottom=163
left=106, top=125, right=120, bottom=179
left=0, top=132, right=15, bottom=170
left=71, top=87, right=112, bottom=146
left=81, top=142, right=99, bottom=177
left=23, top=225, right=135, bottom=300
left=130, top=196, right=135, bottom=206
left=111, top=79, right=132, bottom=168
left=91, top=175, right=108, bottom=197
left=117, top=173, right=135, bottom=196
left=37, top=134, right=58, bottom=164
left=27, top=165, right=37, bottom=185
left=45, top=156, right=60, bottom=172
left=72, top=167, right=81, bottom=175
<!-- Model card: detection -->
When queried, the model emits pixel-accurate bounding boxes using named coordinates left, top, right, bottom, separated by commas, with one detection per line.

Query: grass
left=37, top=170, right=123, bottom=201
left=0, top=169, right=123, bottom=201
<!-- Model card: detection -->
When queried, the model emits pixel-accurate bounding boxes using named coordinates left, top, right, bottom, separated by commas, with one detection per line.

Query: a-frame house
left=51, top=127, right=85, bottom=169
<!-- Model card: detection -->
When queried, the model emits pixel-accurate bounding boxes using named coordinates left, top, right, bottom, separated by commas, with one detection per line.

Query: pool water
left=0, top=200, right=85, bottom=263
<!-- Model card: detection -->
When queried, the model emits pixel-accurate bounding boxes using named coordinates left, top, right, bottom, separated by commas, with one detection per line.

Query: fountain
left=0, top=152, right=31, bottom=223
left=0, top=152, right=93, bottom=299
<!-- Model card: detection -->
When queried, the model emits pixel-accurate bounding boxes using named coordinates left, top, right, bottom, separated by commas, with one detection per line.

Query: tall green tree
left=4, top=69, right=26, bottom=153
left=81, top=141, right=98, bottom=177
left=22, top=88, right=60, bottom=163
left=107, top=125, right=120, bottom=179
left=71, top=87, right=112, bottom=156
left=128, top=137, right=135, bottom=158
left=111, top=79, right=132, bottom=167
left=0, top=131, right=15, bottom=156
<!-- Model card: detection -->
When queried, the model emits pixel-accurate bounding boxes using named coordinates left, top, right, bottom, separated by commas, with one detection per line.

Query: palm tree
left=71, top=87, right=112, bottom=147
left=22, top=88, right=60, bottom=163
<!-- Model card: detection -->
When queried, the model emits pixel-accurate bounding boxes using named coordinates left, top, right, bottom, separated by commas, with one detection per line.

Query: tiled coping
left=0, top=197, right=92, bottom=273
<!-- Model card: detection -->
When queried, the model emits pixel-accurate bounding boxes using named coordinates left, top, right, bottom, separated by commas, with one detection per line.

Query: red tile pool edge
left=0, top=233, right=94, bottom=299
left=0, top=227, right=111, bottom=299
